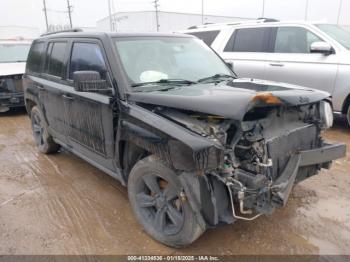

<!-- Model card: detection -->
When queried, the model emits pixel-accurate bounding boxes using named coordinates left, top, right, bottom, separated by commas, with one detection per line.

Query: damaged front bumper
left=226, top=142, right=346, bottom=221
left=271, top=142, right=346, bottom=207
left=180, top=142, right=346, bottom=227
left=0, top=92, right=24, bottom=111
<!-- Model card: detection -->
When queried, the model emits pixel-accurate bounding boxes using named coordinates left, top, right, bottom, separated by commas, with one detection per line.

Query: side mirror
left=73, top=71, right=110, bottom=93
left=310, top=42, right=334, bottom=55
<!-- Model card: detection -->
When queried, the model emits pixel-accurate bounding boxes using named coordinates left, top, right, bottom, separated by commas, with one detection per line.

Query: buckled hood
left=128, top=78, right=330, bottom=120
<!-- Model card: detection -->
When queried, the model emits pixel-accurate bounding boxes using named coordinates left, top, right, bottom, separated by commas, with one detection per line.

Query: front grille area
left=0, top=75, right=23, bottom=94
left=267, top=124, right=319, bottom=180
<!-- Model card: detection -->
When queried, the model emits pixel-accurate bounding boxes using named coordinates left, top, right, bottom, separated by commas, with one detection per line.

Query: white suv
left=182, top=19, right=350, bottom=126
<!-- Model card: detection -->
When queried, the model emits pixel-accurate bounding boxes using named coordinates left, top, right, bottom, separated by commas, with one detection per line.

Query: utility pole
left=153, top=0, right=160, bottom=32
left=201, top=0, right=204, bottom=24
left=305, top=0, right=309, bottom=20
left=42, top=0, right=49, bottom=32
left=337, top=0, right=343, bottom=24
left=108, top=0, right=113, bottom=31
left=67, top=0, right=73, bottom=28
left=262, top=0, right=265, bottom=17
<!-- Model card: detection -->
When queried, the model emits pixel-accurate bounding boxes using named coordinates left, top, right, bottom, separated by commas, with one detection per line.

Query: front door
left=264, top=26, right=338, bottom=94
left=63, top=41, right=116, bottom=171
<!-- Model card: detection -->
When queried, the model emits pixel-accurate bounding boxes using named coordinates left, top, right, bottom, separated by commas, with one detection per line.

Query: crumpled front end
left=0, top=74, right=25, bottom=112
left=173, top=101, right=346, bottom=226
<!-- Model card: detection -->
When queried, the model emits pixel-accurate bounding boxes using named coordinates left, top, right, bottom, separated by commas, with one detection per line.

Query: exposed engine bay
left=151, top=101, right=333, bottom=224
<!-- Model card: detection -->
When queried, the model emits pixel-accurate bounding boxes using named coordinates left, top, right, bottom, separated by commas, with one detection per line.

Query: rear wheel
left=127, top=156, right=204, bottom=247
left=31, top=106, right=60, bottom=154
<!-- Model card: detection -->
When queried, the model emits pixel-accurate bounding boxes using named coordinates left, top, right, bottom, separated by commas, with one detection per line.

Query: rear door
left=62, top=40, right=116, bottom=171
left=264, top=26, right=338, bottom=94
left=217, top=27, right=273, bottom=79
left=40, top=40, right=70, bottom=144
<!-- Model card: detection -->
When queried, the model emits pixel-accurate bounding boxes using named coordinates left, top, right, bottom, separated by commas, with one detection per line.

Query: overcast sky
left=1, top=0, right=349, bottom=32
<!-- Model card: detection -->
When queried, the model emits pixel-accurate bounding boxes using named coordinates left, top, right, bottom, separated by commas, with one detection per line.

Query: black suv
left=24, top=31, right=345, bottom=247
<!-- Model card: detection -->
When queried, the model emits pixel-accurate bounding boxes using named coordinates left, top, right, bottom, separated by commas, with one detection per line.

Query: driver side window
left=69, top=42, right=107, bottom=79
left=274, top=27, right=323, bottom=53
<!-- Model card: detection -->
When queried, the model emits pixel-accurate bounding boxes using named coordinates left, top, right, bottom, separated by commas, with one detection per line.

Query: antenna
left=153, top=0, right=160, bottom=32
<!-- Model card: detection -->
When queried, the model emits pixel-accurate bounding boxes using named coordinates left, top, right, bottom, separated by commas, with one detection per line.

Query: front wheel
left=127, top=156, right=205, bottom=247
left=30, top=106, right=60, bottom=154
left=347, top=105, right=350, bottom=128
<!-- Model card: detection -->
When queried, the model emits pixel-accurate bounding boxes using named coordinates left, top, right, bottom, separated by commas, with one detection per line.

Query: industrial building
left=96, top=11, right=249, bottom=32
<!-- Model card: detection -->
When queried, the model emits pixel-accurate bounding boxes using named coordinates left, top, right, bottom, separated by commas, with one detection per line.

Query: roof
left=38, top=31, right=194, bottom=40
left=183, top=19, right=326, bottom=31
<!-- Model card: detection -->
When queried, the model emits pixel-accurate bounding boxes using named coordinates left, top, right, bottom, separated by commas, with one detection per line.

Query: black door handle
left=62, top=94, right=74, bottom=100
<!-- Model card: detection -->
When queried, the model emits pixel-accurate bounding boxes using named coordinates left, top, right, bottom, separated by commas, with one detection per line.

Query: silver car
left=183, top=19, right=350, bottom=126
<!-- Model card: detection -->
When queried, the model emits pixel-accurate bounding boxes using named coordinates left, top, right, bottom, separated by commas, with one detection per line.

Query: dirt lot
left=0, top=109, right=349, bottom=255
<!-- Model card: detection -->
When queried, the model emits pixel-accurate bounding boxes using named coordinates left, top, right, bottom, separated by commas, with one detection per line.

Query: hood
left=0, top=62, right=26, bottom=76
left=128, top=78, right=330, bottom=120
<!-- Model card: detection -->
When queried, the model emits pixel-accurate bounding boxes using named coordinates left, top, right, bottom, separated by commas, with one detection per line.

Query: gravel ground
left=0, top=109, right=349, bottom=255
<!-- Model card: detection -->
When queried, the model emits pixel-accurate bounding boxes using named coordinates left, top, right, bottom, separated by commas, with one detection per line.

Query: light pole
left=201, top=0, right=204, bottom=24
left=262, top=0, right=265, bottom=17
left=154, top=0, right=160, bottom=32
left=67, top=0, right=73, bottom=28
left=305, top=0, right=309, bottom=20
left=43, top=0, right=49, bottom=32
left=337, top=0, right=343, bottom=24
left=108, top=0, right=113, bottom=31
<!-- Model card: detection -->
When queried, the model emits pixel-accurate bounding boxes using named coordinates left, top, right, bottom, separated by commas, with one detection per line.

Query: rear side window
left=45, top=42, right=67, bottom=77
left=69, top=42, right=107, bottom=79
left=26, top=42, right=45, bottom=74
left=187, top=30, right=220, bottom=46
left=274, top=27, right=323, bottom=53
left=224, top=27, right=271, bottom=52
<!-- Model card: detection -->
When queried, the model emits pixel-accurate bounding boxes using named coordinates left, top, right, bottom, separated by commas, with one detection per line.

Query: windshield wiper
left=198, top=74, right=236, bottom=83
left=131, top=78, right=197, bottom=88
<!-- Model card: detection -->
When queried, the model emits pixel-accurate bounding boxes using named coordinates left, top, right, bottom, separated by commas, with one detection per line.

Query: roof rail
left=186, top=18, right=279, bottom=30
left=41, top=28, right=83, bottom=37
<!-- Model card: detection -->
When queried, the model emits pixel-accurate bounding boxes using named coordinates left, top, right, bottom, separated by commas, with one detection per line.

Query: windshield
left=0, top=43, right=31, bottom=63
left=114, top=36, right=233, bottom=90
left=316, top=24, right=350, bottom=50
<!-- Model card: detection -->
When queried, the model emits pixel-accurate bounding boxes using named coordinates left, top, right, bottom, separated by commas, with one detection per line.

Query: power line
left=153, top=0, right=160, bottom=32
left=67, top=0, right=73, bottom=28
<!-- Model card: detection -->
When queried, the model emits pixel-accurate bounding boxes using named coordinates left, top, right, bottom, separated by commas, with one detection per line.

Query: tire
left=128, top=156, right=205, bottom=247
left=347, top=105, right=350, bottom=128
left=30, top=106, right=60, bottom=154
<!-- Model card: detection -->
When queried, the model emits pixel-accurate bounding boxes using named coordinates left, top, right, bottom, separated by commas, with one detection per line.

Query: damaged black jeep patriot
left=24, top=31, right=346, bottom=247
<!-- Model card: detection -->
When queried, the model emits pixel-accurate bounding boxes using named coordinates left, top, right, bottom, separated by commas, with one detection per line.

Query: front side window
left=274, top=27, right=322, bottom=53
left=114, top=36, right=233, bottom=89
left=224, top=27, right=271, bottom=52
left=187, top=30, right=220, bottom=46
left=0, top=43, right=31, bottom=63
left=26, top=42, right=45, bottom=73
left=45, top=42, right=67, bottom=77
left=69, top=42, right=107, bottom=79
left=316, top=24, right=350, bottom=50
